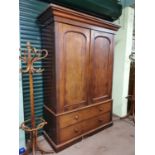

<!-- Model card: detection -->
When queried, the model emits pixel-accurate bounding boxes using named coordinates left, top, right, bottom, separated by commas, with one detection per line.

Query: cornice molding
left=38, top=4, right=120, bottom=31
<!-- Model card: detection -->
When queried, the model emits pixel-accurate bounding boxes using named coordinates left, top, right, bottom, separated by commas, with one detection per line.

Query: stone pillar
left=112, top=7, right=134, bottom=116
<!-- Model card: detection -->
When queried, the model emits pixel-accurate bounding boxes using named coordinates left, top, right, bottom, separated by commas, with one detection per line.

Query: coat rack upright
left=20, top=42, right=54, bottom=155
left=120, top=52, right=135, bottom=123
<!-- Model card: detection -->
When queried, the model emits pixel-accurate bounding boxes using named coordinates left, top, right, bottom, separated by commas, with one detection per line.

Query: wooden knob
left=99, top=107, right=103, bottom=112
left=74, top=128, right=79, bottom=133
left=98, top=119, right=103, bottom=123
left=74, top=115, right=79, bottom=120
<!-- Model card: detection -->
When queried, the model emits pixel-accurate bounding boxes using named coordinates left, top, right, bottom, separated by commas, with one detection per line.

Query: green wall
left=121, top=0, right=134, bottom=7
left=19, top=0, right=48, bottom=124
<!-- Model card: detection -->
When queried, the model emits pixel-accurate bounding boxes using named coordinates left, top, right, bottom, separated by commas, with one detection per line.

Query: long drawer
left=59, top=112, right=111, bottom=142
left=58, top=101, right=112, bottom=129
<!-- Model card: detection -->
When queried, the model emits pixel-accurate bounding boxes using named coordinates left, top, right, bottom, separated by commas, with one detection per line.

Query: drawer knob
left=74, top=115, right=79, bottom=120
left=99, top=107, right=103, bottom=112
left=74, top=128, right=79, bottom=133
left=98, top=119, right=103, bottom=123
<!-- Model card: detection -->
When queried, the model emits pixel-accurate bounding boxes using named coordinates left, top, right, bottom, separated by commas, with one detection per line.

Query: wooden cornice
left=38, top=4, right=120, bottom=31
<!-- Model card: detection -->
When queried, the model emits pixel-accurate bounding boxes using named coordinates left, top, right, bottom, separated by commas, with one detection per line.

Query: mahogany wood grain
left=59, top=122, right=83, bottom=142
left=38, top=4, right=120, bottom=31
left=56, top=23, right=90, bottom=112
left=82, top=112, right=111, bottom=133
left=59, top=112, right=111, bottom=142
left=90, top=30, right=113, bottom=103
left=38, top=4, right=119, bottom=152
left=43, top=107, right=58, bottom=143
left=43, top=122, right=113, bottom=152
left=41, top=23, right=57, bottom=113
left=58, top=101, right=112, bottom=128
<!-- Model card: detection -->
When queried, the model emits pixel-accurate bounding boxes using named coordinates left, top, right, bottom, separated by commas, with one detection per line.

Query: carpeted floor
left=35, top=116, right=135, bottom=155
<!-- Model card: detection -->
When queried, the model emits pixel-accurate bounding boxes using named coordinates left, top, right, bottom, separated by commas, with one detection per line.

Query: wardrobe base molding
left=43, top=122, right=113, bottom=152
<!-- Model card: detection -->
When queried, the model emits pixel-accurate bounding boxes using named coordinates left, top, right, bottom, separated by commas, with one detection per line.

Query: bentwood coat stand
left=20, top=42, right=54, bottom=155
left=120, top=52, right=135, bottom=123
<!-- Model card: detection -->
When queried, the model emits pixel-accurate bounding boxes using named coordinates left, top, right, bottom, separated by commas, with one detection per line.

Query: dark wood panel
left=59, top=112, right=111, bottom=143
left=56, top=23, right=90, bottom=112
left=58, top=101, right=112, bottom=128
left=38, top=4, right=118, bottom=151
left=127, top=62, right=135, bottom=113
left=43, top=122, right=113, bottom=152
left=41, top=23, right=57, bottom=113
left=44, top=107, right=58, bottom=144
left=83, top=112, right=111, bottom=132
left=90, top=30, right=113, bottom=103
left=38, top=4, right=120, bottom=32
left=59, top=121, right=83, bottom=142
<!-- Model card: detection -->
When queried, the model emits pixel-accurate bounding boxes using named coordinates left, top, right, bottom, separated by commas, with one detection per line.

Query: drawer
left=59, top=122, right=83, bottom=142
left=59, top=101, right=112, bottom=128
left=59, top=112, right=111, bottom=142
left=83, top=112, right=111, bottom=132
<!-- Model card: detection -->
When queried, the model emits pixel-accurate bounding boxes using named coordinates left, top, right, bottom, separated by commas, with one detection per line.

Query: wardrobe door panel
left=90, top=30, right=113, bottom=103
left=56, top=23, right=90, bottom=112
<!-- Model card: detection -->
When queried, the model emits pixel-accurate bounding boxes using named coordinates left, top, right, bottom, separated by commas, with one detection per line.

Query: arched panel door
left=89, top=30, right=114, bottom=103
left=56, top=23, right=90, bottom=112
